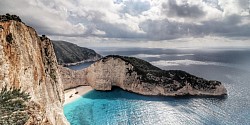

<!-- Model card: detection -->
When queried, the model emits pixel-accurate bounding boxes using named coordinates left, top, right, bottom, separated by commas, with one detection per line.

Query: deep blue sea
left=64, top=48, right=250, bottom=125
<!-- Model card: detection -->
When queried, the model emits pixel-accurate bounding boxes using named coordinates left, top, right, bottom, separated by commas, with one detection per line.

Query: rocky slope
left=52, top=40, right=101, bottom=66
left=61, top=55, right=227, bottom=96
left=0, top=15, right=69, bottom=125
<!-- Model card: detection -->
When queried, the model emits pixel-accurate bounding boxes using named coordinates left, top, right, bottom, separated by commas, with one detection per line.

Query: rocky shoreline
left=61, top=59, right=97, bottom=67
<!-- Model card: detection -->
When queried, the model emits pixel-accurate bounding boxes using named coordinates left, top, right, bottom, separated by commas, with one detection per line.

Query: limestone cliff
left=0, top=19, right=69, bottom=124
left=59, top=66, right=88, bottom=90
left=86, top=55, right=227, bottom=96
left=61, top=55, right=226, bottom=96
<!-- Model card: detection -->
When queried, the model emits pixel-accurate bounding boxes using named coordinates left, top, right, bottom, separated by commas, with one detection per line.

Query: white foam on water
left=176, top=54, right=195, bottom=56
left=133, top=54, right=161, bottom=58
left=150, top=59, right=222, bottom=66
left=133, top=53, right=194, bottom=58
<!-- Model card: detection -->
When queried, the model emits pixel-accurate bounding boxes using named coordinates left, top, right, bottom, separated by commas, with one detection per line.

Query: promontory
left=60, top=55, right=227, bottom=96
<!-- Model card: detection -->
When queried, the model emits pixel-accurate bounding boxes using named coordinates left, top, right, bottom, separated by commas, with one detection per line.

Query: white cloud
left=0, top=0, right=87, bottom=36
left=0, top=0, right=249, bottom=44
left=218, top=0, right=250, bottom=16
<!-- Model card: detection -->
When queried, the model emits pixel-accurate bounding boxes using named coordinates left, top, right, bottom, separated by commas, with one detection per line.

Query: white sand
left=64, top=86, right=93, bottom=105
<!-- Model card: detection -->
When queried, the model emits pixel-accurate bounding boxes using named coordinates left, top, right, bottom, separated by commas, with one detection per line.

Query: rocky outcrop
left=59, top=66, right=88, bottom=90
left=61, top=55, right=227, bottom=96
left=52, top=40, right=101, bottom=66
left=0, top=20, right=69, bottom=124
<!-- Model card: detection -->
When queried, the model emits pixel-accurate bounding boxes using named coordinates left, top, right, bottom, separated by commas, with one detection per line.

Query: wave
left=176, top=54, right=195, bottom=56
left=133, top=53, right=194, bottom=58
left=133, top=54, right=161, bottom=58
left=150, top=59, right=222, bottom=66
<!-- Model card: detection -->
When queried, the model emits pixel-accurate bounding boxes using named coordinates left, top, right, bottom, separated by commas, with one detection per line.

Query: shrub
left=0, top=14, right=22, bottom=22
left=0, top=86, right=31, bottom=125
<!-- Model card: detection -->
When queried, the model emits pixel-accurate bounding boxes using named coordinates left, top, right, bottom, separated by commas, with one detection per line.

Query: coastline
left=64, top=86, right=93, bottom=105
left=61, top=57, right=100, bottom=67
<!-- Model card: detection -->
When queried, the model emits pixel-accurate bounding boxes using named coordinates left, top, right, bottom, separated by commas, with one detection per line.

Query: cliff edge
left=0, top=14, right=69, bottom=125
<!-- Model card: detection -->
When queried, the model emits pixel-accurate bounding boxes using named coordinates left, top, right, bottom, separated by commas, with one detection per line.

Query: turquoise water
left=64, top=88, right=230, bottom=125
left=64, top=48, right=250, bottom=125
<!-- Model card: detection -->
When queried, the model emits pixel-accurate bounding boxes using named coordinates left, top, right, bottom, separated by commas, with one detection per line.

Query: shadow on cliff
left=81, top=87, right=227, bottom=105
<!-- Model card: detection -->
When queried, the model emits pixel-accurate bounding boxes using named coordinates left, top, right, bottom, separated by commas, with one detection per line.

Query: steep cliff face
left=0, top=20, right=69, bottom=124
left=59, top=66, right=88, bottom=90
left=85, top=55, right=227, bottom=96
left=52, top=40, right=101, bottom=66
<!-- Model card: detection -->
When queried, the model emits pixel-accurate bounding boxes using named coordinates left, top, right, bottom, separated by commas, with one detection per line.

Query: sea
left=64, top=47, right=250, bottom=125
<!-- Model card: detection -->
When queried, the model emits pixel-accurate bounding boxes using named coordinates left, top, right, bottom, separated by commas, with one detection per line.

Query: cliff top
left=103, top=55, right=188, bottom=77
left=104, top=55, right=161, bottom=71
left=0, top=13, right=22, bottom=22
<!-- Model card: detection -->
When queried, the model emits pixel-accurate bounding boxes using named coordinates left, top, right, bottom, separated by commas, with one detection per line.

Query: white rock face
left=85, top=57, right=227, bottom=96
left=59, top=66, right=88, bottom=90
left=0, top=21, right=69, bottom=125
left=86, top=58, right=141, bottom=91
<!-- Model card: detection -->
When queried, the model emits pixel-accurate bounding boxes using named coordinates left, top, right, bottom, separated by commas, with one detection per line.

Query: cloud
left=0, top=0, right=249, bottom=42
left=0, top=0, right=87, bottom=36
left=120, top=0, right=151, bottom=16
left=162, top=0, right=206, bottom=18
left=218, top=0, right=250, bottom=16
left=139, top=14, right=250, bottom=40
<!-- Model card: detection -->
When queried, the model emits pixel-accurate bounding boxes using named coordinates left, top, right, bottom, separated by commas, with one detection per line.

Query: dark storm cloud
left=162, top=1, right=206, bottom=18
left=139, top=15, right=250, bottom=40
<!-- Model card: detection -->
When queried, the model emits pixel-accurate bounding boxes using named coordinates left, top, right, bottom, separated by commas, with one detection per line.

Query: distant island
left=52, top=40, right=101, bottom=66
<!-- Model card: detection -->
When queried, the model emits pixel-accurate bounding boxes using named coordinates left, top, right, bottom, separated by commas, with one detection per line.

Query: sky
left=0, top=0, right=250, bottom=48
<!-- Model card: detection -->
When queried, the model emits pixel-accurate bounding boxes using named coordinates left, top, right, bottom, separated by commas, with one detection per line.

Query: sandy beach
left=64, top=86, right=93, bottom=105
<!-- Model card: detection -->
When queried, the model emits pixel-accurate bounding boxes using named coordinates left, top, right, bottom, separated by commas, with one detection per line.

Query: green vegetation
left=52, top=40, right=102, bottom=64
left=0, top=86, right=30, bottom=125
left=104, top=55, right=160, bottom=72
left=0, top=13, right=22, bottom=22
